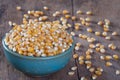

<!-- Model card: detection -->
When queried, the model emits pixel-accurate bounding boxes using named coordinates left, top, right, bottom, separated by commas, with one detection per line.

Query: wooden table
left=0, top=0, right=120, bottom=80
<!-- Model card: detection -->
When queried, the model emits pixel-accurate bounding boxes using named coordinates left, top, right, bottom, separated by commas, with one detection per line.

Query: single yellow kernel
left=43, top=6, right=49, bottom=10
left=85, top=17, right=91, bottom=22
left=98, top=21, right=104, bottom=26
left=113, top=55, right=119, bottom=60
left=106, top=62, right=112, bottom=67
left=105, top=55, right=112, bottom=60
left=87, top=28, right=93, bottom=33
left=95, top=32, right=101, bottom=36
left=62, top=10, right=69, bottom=14
left=78, top=56, right=84, bottom=61
left=65, top=14, right=71, bottom=19
left=28, top=47, right=34, bottom=52
left=79, top=60, right=84, bottom=65
left=71, top=16, right=76, bottom=21
left=102, top=32, right=107, bottom=37
left=73, top=54, right=78, bottom=59
left=112, top=32, right=118, bottom=36
left=16, top=6, right=21, bottom=10
left=86, top=11, right=93, bottom=15
left=74, top=25, right=79, bottom=30
left=76, top=10, right=83, bottom=14
left=95, top=71, right=102, bottom=76
left=86, top=55, right=92, bottom=60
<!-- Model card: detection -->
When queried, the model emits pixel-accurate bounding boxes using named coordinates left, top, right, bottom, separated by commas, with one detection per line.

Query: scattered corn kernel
left=100, top=48, right=106, bottom=53
left=112, top=32, right=118, bottom=36
left=98, top=21, right=104, bottom=26
left=87, top=28, right=93, bottom=33
left=68, top=71, right=75, bottom=76
left=113, top=54, right=119, bottom=60
left=106, top=62, right=112, bottom=67
left=86, top=11, right=93, bottom=15
left=76, top=10, right=83, bottom=14
left=73, top=53, right=78, bottom=59
left=71, top=66, right=77, bottom=71
left=16, top=6, right=21, bottom=10
left=95, top=32, right=101, bottom=36
left=116, top=70, right=120, bottom=75
left=43, top=6, right=49, bottom=10
left=71, top=16, right=76, bottom=21
left=63, top=10, right=69, bottom=14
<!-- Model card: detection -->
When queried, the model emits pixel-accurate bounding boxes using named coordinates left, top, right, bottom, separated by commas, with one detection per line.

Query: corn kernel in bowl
left=4, top=20, right=73, bottom=57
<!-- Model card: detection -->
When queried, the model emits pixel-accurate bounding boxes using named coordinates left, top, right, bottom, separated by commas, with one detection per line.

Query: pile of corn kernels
left=5, top=7, right=73, bottom=57
left=5, top=6, right=120, bottom=80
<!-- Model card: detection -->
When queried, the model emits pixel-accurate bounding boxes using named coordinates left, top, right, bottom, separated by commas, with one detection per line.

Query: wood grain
left=73, top=0, right=120, bottom=80
left=0, top=0, right=78, bottom=80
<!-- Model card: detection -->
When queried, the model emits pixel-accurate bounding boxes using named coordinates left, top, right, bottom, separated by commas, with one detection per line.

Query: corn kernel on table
left=0, top=0, right=120, bottom=80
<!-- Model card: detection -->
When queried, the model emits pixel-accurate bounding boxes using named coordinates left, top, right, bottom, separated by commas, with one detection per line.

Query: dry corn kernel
left=102, top=32, right=107, bottom=37
left=65, top=14, right=71, bottom=19
left=74, top=25, right=80, bottom=30
left=103, top=27, right=109, bottom=32
left=100, top=48, right=105, bottom=53
left=73, top=53, right=78, bottom=59
left=113, top=54, right=119, bottom=60
left=89, top=67, right=95, bottom=73
left=76, top=42, right=81, bottom=47
left=78, top=56, right=84, bottom=61
left=75, top=46, right=80, bottom=50
left=71, top=32, right=75, bottom=36
left=16, top=6, right=21, bottom=10
left=106, top=62, right=112, bottom=67
left=89, top=44, right=95, bottom=49
left=43, top=6, right=49, bottom=10
left=79, top=60, right=84, bottom=65
left=105, top=36, right=111, bottom=40
left=97, top=67, right=103, bottom=72
left=71, top=16, right=76, bottom=21
left=98, top=21, right=104, bottom=26
left=116, top=70, right=120, bottom=75
left=81, top=35, right=88, bottom=39
left=86, top=11, right=93, bottom=15
left=85, top=17, right=91, bottom=22
left=92, top=74, right=97, bottom=80
left=112, top=32, right=118, bottom=36
left=86, top=55, right=92, bottom=60
left=100, top=55, right=105, bottom=60
left=68, top=71, right=75, bottom=76
left=62, top=10, right=69, bottom=14
left=76, top=10, right=83, bottom=14
left=105, top=55, right=112, bottom=60
left=105, top=19, right=110, bottom=25
left=71, top=66, right=77, bottom=71
left=95, top=32, right=101, bottom=36
left=87, top=28, right=93, bottom=33
left=108, top=43, right=116, bottom=50
left=95, top=71, right=102, bottom=76
left=95, top=48, right=100, bottom=52
left=8, top=21, right=13, bottom=26
left=86, top=64, right=92, bottom=69
left=85, top=22, right=90, bottom=27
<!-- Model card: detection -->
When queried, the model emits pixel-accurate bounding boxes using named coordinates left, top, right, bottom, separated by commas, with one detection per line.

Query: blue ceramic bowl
left=2, top=37, right=74, bottom=76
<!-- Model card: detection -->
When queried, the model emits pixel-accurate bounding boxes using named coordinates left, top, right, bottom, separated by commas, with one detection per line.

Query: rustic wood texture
left=73, top=0, right=120, bottom=80
left=0, top=0, right=78, bottom=80
left=0, top=0, right=120, bottom=80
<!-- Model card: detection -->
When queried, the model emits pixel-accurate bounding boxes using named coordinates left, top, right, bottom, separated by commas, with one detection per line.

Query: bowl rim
left=2, top=36, right=74, bottom=60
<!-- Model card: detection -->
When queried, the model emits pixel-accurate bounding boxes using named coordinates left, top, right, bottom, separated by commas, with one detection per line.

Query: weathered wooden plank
left=0, top=0, right=78, bottom=80
left=73, top=0, right=120, bottom=80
